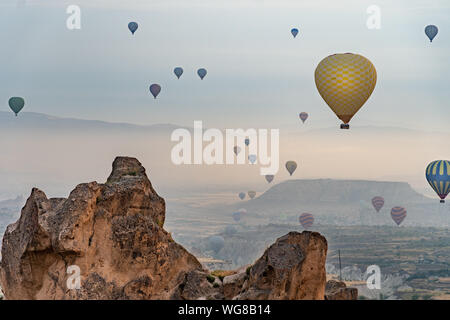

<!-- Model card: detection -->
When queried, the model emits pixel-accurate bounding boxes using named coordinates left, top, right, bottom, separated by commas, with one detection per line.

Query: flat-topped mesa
left=0, top=157, right=356, bottom=300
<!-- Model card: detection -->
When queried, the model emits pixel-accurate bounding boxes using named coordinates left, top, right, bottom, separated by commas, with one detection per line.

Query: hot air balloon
left=233, top=146, right=241, bottom=156
left=197, top=68, right=207, bottom=80
left=128, top=22, right=138, bottom=35
left=238, top=192, right=246, bottom=200
left=285, top=161, right=297, bottom=176
left=174, top=67, right=184, bottom=79
left=224, top=225, right=237, bottom=236
left=425, top=25, right=438, bottom=42
left=391, top=207, right=406, bottom=226
left=237, top=208, right=247, bottom=216
left=232, top=211, right=241, bottom=222
left=208, top=235, right=224, bottom=253
left=265, top=175, right=274, bottom=183
left=299, top=213, right=314, bottom=229
left=248, top=191, right=256, bottom=199
left=248, top=155, right=257, bottom=164
left=371, top=196, right=385, bottom=212
left=245, top=138, right=250, bottom=146
left=426, top=160, right=450, bottom=203
left=291, top=28, right=299, bottom=38
left=299, top=112, right=308, bottom=123
left=8, top=97, right=25, bottom=116
left=149, top=84, right=161, bottom=99
left=315, top=53, right=377, bottom=129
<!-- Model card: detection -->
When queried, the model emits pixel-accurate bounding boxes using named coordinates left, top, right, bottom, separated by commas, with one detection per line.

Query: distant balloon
left=265, top=175, right=274, bottom=183
left=232, top=211, right=241, bottom=222
left=248, top=191, right=256, bottom=199
left=425, top=25, right=438, bottom=42
left=315, top=53, right=377, bottom=129
left=237, top=208, right=247, bottom=216
left=245, top=138, right=250, bottom=146
left=208, top=235, right=224, bottom=253
left=224, top=225, right=237, bottom=236
left=149, top=84, right=161, bottom=99
left=391, top=207, right=407, bottom=226
left=291, top=28, right=299, bottom=38
left=299, top=112, right=308, bottom=123
left=197, top=68, right=207, bottom=80
left=8, top=97, right=25, bottom=116
left=233, top=146, right=241, bottom=156
left=371, top=196, right=385, bottom=212
left=426, top=160, right=450, bottom=203
left=238, top=192, right=246, bottom=200
left=299, top=213, right=314, bottom=229
left=174, top=67, right=184, bottom=79
left=248, top=155, right=257, bottom=164
left=128, top=22, right=138, bottom=35
left=285, top=161, right=297, bottom=176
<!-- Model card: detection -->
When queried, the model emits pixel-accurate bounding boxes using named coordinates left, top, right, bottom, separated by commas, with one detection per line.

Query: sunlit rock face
left=0, top=157, right=353, bottom=300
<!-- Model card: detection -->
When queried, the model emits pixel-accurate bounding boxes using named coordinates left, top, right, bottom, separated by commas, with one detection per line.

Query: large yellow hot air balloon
left=314, top=53, right=377, bottom=129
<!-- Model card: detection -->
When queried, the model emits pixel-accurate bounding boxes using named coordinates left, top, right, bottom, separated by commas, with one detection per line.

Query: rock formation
left=325, top=280, right=358, bottom=300
left=0, top=157, right=356, bottom=300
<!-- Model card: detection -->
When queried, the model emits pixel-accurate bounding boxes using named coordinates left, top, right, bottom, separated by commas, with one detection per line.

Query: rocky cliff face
left=0, top=157, right=354, bottom=300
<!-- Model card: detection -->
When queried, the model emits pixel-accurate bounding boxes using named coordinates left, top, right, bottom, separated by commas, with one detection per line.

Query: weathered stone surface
left=0, top=157, right=203, bottom=300
left=0, top=157, right=351, bottom=300
left=235, top=231, right=328, bottom=300
left=325, top=280, right=358, bottom=300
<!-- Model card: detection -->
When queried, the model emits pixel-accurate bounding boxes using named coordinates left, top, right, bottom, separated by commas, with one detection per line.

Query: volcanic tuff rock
left=325, top=280, right=358, bottom=300
left=0, top=157, right=354, bottom=300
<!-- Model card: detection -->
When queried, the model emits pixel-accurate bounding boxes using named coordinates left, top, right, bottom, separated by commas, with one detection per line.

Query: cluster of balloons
left=129, top=22, right=207, bottom=100
left=371, top=196, right=407, bottom=226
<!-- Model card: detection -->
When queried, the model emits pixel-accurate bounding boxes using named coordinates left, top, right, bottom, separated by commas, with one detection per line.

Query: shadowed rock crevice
left=0, top=157, right=356, bottom=300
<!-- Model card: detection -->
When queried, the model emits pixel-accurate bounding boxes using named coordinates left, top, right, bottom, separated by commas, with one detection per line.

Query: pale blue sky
left=0, top=0, right=449, bottom=131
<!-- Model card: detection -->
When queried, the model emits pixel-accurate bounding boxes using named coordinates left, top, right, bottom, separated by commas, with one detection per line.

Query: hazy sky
left=0, top=0, right=449, bottom=131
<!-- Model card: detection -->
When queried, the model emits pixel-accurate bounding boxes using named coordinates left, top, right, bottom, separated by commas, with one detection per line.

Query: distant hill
left=251, top=179, right=431, bottom=206
left=0, top=111, right=183, bottom=133
left=228, top=179, right=447, bottom=227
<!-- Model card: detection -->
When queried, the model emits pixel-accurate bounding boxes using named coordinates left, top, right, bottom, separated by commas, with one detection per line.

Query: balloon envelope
left=245, top=138, right=250, bottom=146
left=426, top=160, right=450, bottom=203
left=391, top=207, right=407, bottom=226
left=8, top=97, right=25, bottom=116
left=299, top=213, right=314, bottom=229
left=265, top=175, right=274, bottom=183
left=291, top=28, right=299, bottom=38
left=174, top=67, right=184, bottom=79
left=208, top=236, right=224, bottom=253
left=233, top=146, right=241, bottom=155
left=315, top=53, right=377, bottom=128
left=238, top=192, right=246, bottom=200
left=371, top=196, right=385, bottom=212
left=232, top=211, right=241, bottom=222
left=197, top=68, right=207, bottom=80
left=425, top=25, right=438, bottom=42
left=285, top=161, right=297, bottom=176
left=128, top=22, right=138, bottom=34
left=299, top=112, right=308, bottom=123
left=149, top=84, right=161, bottom=98
left=248, top=191, right=256, bottom=199
left=248, top=155, right=257, bottom=164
